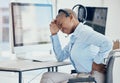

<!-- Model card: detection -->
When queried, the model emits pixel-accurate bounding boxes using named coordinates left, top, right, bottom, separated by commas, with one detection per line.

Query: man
left=40, top=8, right=113, bottom=83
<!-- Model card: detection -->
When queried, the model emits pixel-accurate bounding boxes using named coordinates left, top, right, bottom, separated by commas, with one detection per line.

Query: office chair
left=104, top=55, right=115, bottom=83
left=68, top=55, right=116, bottom=83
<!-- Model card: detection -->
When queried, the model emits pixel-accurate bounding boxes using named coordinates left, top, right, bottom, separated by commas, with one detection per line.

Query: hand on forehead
left=55, top=15, right=64, bottom=24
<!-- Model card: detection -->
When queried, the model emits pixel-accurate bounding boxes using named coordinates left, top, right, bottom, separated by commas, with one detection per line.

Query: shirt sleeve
left=87, top=32, right=113, bottom=64
left=50, top=34, right=70, bottom=62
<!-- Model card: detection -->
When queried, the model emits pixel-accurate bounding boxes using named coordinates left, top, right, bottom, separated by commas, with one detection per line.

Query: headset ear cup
left=78, top=6, right=85, bottom=22
left=78, top=18, right=84, bottom=23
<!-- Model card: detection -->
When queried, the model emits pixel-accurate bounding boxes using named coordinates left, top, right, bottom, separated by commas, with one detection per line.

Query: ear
left=69, top=14, right=74, bottom=20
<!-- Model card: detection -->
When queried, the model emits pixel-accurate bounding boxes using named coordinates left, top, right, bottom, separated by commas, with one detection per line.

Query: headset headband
left=58, top=9, right=70, bottom=17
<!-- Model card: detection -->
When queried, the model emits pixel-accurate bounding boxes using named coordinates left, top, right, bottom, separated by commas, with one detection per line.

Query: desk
left=0, top=60, right=70, bottom=83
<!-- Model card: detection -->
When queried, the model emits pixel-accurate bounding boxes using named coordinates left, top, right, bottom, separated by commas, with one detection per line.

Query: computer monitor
left=85, top=7, right=108, bottom=35
left=10, top=2, right=53, bottom=60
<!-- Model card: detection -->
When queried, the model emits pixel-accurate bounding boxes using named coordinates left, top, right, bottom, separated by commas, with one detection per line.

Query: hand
left=92, top=62, right=106, bottom=74
left=49, top=19, right=59, bottom=35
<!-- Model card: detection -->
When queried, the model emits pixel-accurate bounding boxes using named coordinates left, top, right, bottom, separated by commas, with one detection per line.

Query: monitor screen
left=10, top=2, right=53, bottom=59
left=85, top=7, right=108, bottom=35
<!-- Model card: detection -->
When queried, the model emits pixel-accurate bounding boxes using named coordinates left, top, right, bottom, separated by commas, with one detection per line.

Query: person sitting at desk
left=40, top=8, right=113, bottom=83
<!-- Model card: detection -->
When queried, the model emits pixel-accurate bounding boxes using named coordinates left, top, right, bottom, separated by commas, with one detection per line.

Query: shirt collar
left=71, top=23, right=84, bottom=37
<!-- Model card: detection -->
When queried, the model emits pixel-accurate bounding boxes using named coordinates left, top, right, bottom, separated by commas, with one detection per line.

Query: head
left=55, top=8, right=79, bottom=34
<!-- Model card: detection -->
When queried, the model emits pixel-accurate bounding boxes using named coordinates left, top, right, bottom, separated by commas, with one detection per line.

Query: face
left=56, top=15, right=75, bottom=34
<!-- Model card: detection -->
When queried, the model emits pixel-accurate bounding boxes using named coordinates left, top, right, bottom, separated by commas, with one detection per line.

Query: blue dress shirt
left=50, top=23, right=113, bottom=73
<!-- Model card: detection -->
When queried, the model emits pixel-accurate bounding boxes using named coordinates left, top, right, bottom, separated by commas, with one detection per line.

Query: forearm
left=50, top=34, right=69, bottom=61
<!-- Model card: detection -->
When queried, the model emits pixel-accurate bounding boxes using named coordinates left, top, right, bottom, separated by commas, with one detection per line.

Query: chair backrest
left=105, top=56, right=115, bottom=83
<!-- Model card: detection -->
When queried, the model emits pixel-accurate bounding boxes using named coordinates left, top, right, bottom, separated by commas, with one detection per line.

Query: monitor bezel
left=11, top=2, right=53, bottom=47
left=10, top=2, right=53, bottom=56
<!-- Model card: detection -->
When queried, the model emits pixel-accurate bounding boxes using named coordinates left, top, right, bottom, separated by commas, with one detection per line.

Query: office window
left=2, top=16, right=9, bottom=24
left=2, top=27, right=9, bottom=42
left=0, top=8, right=10, bottom=52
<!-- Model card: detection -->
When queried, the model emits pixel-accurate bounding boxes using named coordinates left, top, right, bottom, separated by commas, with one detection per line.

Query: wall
left=104, top=0, right=120, bottom=40
left=56, top=0, right=120, bottom=40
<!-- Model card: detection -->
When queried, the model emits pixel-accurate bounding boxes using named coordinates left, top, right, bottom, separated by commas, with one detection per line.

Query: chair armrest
left=68, top=76, right=97, bottom=83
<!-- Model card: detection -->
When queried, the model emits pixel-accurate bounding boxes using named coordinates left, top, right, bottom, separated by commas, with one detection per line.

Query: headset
left=58, top=4, right=87, bottom=23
